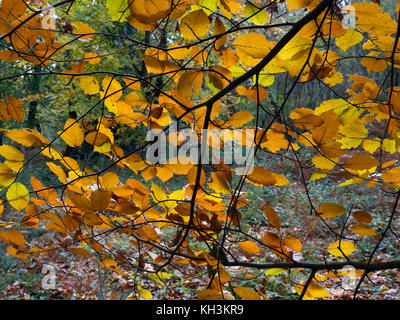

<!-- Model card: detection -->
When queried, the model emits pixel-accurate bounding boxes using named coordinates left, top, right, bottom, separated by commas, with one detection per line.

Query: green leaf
left=106, top=0, right=130, bottom=22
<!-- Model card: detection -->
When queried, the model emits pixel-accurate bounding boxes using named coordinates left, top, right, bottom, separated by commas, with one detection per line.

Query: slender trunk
left=26, top=65, right=41, bottom=130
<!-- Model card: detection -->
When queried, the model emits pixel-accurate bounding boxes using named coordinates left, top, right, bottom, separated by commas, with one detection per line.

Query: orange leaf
left=238, top=241, right=260, bottom=255
left=263, top=205, right=280, bottom=231
left=317, top=203, right=346, bottom=219
left=246, top=166, right=276, bottom=186
left=233, top=287, right=261, bottom=300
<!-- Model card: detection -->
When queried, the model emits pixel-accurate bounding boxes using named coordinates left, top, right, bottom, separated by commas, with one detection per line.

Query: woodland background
left=0, top=0, right=399, bottom=300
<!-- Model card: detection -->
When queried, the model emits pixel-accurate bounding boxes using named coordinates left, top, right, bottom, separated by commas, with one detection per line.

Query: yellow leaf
left=233, top=286, right=260, bottom=300
left=350, top=224, right=378, bottom=237
left=21, top=203, right=39, bottom=228
left=6, top=96, right=24, bottom=122
left=257, top=73, right=275, bottom=87
left=246, top=166, right=276, bottom=186
left=5, top=129, right=49, bottom=147
left=283, top=236, right=302, bottom=252
left=156, top=166, right=173, bottom=182
left=225, top=111, right=254, bottom=127
left=335, top=29, right=363, bottom=53
left=344, top=153, right=379, bottom=171
left=244, top=2, right=268, bottom=26
left=151, top=183, right=167, bottom=204
left=0, top=145, right=25, bottom=172
left=187, top=166, right=206, bottom=186
left=208, top=66, right=232, bottom=90
left=103, top=257, right=117, bottom=269
left=323, top=71, right=343, bottom=87
left=178, top=70, right=203, bottom=97
left=217, top=267, right=231, bottom=284
left=382, top=139, right=396, bottom=154
left=327, top=240, right=356, bottom=257
left=138, top=287, right=153, bottom=300
left=80, top=76, right=100, bottom=95
left=46, top=162, right=67, bottom=184
left=0, top=162, right=15, bottom=189
left=344, top=2, right=396, bottom=38
left=85, top=131, right=110, bottom=147
left=381, top=167, right=400, bottom=183
left=265, top=268, right=286, bottom=276
left=220, top=48, right=239, bottom=68
left=238, top=241, right=260, bottom=255
left=311, top=111, right=339, bottom=146
left=167, top=43, right=189, bottom=60
left=59, top=118, right=84, bottom=147
left=6, top=182, right=30, bottom=211
left=73, top=21, right=96, bottom=40
left=317, top=203, right=346, bottom=219
left=197, top=289, right=222, bottom=300
left=314, top=99, right=350, bottom=116
left=129, top=0, right=171, bottom=25
left=232, top=32, right=274, bottom=66
left=236, top=86, right=268, bottom=102
left=101, top=77, right=123, bottom=109
left=286, top=0, right=314, bottom=11
left=84, top=52, right=101, bottom=64
left=198, top=0, right=217, bottom=14
left=180, top=10, right=209, bottom=41
left=7, top=229, right=26, bottom=247
left=270, top=173, right=290, bottom=186
left=312, top=155, right=337, bottom=170
left=362, top=139, right=381, bottom=154
left=207, top=172, right=230, bottom=194
left=295, top=281, right=331, bottom=299
left=213, top=18, right=227, bottom=51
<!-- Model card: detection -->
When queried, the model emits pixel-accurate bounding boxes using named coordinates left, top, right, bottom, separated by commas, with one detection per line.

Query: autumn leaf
left=80, top=76, right=100, bottom=95
left=317, top=203, right=346, bottom=219
left=344, top=153, right=379, bottom=171
left=336, top=29, right=363, bottom=53
left=238, top=241, right=260, bottom=255
left=263, top=205, right=280, bottom=231
left=73, top=21, right=96, bottom=40
left=246, top=166, right=277, bottom=186
left=283, top=236, right=302, bottom=252
left=232, top=32, right=274, bottom=66
left=353, top=211, right=373, bottom=224
left=5, top=129, right=49, bottom=147
left=6, top=182, right=30, bottom=211
left=197, top=289, right=222, bottom=300
left=180, top=10, right=209, bottom=41
left=106, top=0, right=130, bottom=22
left=244, top=2, right=268, bottom=26
left=327, top=240, right=357, bottom=257
left=350, top=224, right=378, bottom=237
left=233, top=287, right=261, bottom=300
left=0, top=145, right=25, bottom=172
left=5, top=229, right=26, bottom=247
left=295, top=281, right=331, bottom=300
left=59, top=118, right=84, bottom=147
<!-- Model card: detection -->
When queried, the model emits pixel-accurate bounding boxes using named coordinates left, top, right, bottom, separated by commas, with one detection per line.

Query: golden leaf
left=327, top=240, right=356, bottom=257
left=238, top=241, right=260, bottom=255
left=59, top=118, right=84, bottom=147
left=317, top=203, right=346, bottom=219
